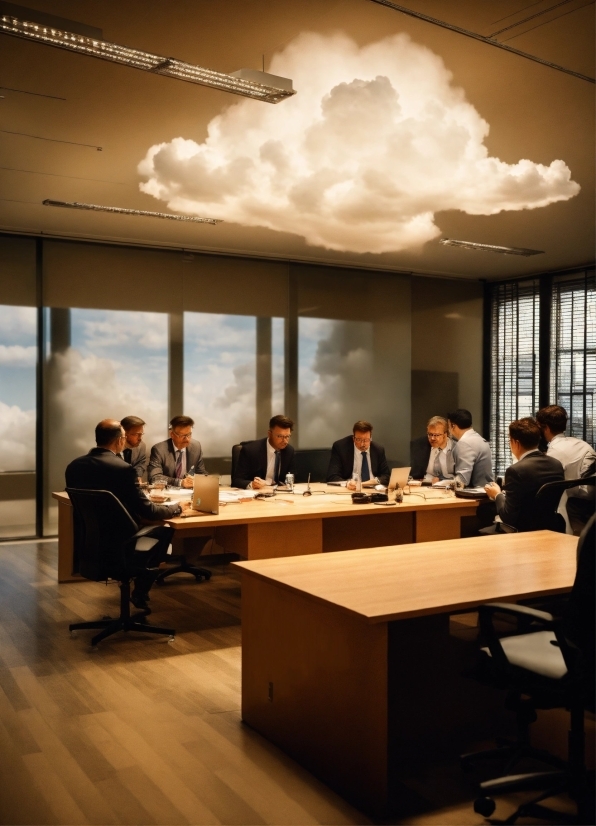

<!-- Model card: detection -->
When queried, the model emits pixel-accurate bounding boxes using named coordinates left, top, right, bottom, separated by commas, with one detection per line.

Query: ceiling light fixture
left=43, top=199, right=221, bottom=225
left=1, top=13, right=296, bottom=103
left=440, top=238, right=544, bottom=256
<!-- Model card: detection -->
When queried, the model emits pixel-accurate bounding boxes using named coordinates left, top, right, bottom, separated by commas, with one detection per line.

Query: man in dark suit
left=120, top=415, right=148, bottom=480
left=484, top=417, right=564, bottom=532
left=148, top=415, right=207, bottom=488
left=232, top=414, right=295, bottom=489
left=327, top=420, right=391, bottom=488
left=66, top=419, right=192, bottom=606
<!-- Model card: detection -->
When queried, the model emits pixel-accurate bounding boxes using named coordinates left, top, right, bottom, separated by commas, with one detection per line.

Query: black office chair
left=529, top=476, right=595, bottom=533
left=462, top=515, right=595, bottom=825
left=67, top=488, right=175, bottom=647
left=231, top=442, right=246, bottom=485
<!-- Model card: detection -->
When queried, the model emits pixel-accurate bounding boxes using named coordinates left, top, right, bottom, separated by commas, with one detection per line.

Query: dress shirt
left=424, top=440, right=454, bottom=481
left=547, top=434, right=596, bottom=499
left=352, top=446, right=377, bottom=483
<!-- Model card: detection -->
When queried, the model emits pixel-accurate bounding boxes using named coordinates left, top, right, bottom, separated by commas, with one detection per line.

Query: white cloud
left=0, top=306, right=36, bottom=342
left=0, top=345, right=36, bottom=366
left=138, top=31, right=580, bottom=254
left=0, top=401, right=35, bottom=471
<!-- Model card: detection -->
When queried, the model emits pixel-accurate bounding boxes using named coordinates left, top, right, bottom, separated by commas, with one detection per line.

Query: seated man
left=65, top=419, right=192, bottom=607
left=422, top=416, right=455, bottom=483
left=232, top=414, right=295, bottom=490
left=120, top=415, right=148, bottom=480
left=148, top=415, right=207, bottom=488
left=448, top=408, right=494, bottom=488
left=484, top=417, right=564, bottom=532
left=327, top=420, right=390, bottom=488
left=536, top=404, right=596, bottom=534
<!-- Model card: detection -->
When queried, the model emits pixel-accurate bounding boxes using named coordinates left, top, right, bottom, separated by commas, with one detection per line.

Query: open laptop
left=192, top=474, right=220, bottom=514
left=388, top=466, right=411, bottom=490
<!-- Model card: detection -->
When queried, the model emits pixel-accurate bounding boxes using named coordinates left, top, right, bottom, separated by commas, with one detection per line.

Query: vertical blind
left=489, top=279, right=540, bottom=476
left=551, top=269, right=596, bottom=444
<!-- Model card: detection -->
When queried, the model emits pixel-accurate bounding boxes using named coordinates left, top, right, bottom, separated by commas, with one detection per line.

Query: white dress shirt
left=547, top=434, right=596, bottom=498
left=424, top=438, right=455, bottom=481
left=352, top=446, right=376, bottom=482
left=265, top=440, right=277, bottom=484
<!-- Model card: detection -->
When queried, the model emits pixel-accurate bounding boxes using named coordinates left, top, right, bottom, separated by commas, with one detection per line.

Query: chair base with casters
left=69, top=577, right=175, bottom=647
left=155, top=556, right=212, bottom=585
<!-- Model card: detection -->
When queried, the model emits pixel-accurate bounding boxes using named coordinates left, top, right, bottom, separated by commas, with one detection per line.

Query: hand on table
left=181, top=477, right=194, bottom=489
left=252, top=477, right=268, bottom=489
left=484, top=481, right=501, bottom=500
left=179, top=500, right=194, bottom=513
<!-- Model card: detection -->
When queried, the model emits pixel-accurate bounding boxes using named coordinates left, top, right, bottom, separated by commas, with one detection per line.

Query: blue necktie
left=361, top=452, right=370, bottom=482
left=273, top=450, right=281, bottom=483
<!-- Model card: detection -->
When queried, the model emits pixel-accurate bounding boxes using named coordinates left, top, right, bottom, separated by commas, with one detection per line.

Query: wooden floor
left=0, top=540, right=584, bottom=826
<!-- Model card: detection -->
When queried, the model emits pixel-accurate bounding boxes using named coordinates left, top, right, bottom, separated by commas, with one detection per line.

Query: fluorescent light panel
left=43, top=199, right=221, bottom=225
left=1, top=14, right=296, bottom=103
left=439, top=238, right=544, bottom=256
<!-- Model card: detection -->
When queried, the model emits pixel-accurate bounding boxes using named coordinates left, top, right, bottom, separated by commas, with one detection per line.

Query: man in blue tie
left=327, top=420, right=391, bottom=488
left=232, top=415, right=295, bottom=489
left=148, top=415, right=207, bottom=488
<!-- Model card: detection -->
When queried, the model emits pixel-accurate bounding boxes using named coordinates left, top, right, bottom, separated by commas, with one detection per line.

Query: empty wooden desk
left=235, top=530, right=577, bottom=817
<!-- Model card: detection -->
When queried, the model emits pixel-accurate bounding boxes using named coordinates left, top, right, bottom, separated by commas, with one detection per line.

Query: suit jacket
left=232, top=438, right=295, bottom=489
left=410, top=436, right=431, bottom=480
left=327, top=436, right=391, bottom=486
left=452, top=429, right=494, bottom=487
left=65, top=448, right=179, bottom=523
left=495, top=450, right=565, bottom=532
left=122, top=443, right=147, bottom=480
left=148, top=438, right=206, bottom=486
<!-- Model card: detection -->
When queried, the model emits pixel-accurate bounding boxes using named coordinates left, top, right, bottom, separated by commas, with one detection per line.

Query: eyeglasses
left=172, top=430, right=192, bottom=440
left=272, top=433, right=291, bottom=441
left=427, top=432, right=446, bottom=439
left=354, top=437, right=371, bottom=445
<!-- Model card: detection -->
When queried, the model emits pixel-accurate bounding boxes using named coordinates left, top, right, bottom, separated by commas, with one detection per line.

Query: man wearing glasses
left=148, top=415, right=207, bottom=488
left=327, top=420, right=391, bottom=488
left=422, top=416, right=455, bottom=483
left=232, top=414, right=295, bottom=489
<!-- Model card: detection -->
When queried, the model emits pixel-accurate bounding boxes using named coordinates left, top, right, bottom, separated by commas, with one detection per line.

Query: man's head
left=535, top=405, right=567, bottom=443
left=426, top=416, right=449, bottom=450
left=509, top=417, right=541, bottom=460
left=95, top=419, right=126, bottom=452
left=447, top=408, right=473, bottom=440
left=352, top=420, right=373, bottom=451
left=268, top=414, right=294, bottom=451
left=169, top=415, right=194, bottom=450
left=121, top=415, right=145, bottom=448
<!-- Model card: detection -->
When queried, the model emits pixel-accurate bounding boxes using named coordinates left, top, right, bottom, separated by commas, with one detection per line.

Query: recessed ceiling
left=0, top=0, right=594, bottom=280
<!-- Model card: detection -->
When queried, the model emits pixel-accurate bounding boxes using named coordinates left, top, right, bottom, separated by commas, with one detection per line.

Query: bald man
left=65, top=419, right=192, bottom=607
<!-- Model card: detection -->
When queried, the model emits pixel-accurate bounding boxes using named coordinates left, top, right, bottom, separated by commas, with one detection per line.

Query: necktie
left=273, top=450, right=281, bottom=484
left=123, top=448, right=132, bottom=465
left=175, top=450, right=184, bottom=478
left=361, top=451, right=371, bottom=482
left=433, top=449, right=442, bottom=479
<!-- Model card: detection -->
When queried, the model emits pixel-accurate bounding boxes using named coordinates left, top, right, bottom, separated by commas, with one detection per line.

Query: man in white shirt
left=536, top=405, right=595, bottom=532
left=448, top=408, right=494, bottom=488
left=423, top=416, right=455, bottom=483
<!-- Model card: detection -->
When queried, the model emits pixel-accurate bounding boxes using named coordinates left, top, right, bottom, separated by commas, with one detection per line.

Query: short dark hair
left=95, top=421, right=122, bottom=446
left=269, top=414, right=294, bottom=430
left=169, top=415, right=194, bottom=430
left=353, top=420, right=373, bottom=434
left=121, top=415, right=145, bottom=431
left=509, top=417, right=541, bottom=450
left=535, top=405, right=567, bottom=435
left=447, top=409, right=472, bottom=429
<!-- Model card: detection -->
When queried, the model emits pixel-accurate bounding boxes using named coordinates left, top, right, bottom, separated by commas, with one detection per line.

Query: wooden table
left=234, top=530, right=578, bottom=817
left=52, top=486, right=478, bottom=581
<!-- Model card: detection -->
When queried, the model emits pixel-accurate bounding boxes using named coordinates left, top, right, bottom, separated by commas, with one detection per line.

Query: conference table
left=52, top=484, right=478, bottom=581
left=234, top=530, right=577, bottom=817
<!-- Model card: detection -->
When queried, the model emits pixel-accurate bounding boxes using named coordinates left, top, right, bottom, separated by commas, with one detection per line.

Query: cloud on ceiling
left=138, top=32, right=580, bottom=254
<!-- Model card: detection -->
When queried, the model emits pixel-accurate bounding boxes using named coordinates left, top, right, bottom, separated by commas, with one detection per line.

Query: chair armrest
left=480, top=602, right=555, bottom=624
left=133, top=525, right=158, bottom=540
left=478, top=602, right=555, bottom=672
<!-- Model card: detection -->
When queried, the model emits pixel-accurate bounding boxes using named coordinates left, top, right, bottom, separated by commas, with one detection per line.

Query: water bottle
left=285, top=473, right=294, bottom=492
left=351, top=472, right=362, bottom=492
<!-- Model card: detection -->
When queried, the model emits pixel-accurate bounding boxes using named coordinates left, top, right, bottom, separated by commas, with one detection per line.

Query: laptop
left=388, top=467, right=411, bottom=490
left=192, top=474, right=220, bottom=514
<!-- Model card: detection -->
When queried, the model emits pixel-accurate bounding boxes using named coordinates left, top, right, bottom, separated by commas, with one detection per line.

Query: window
left=551, top=270, right=596, bottom=443
left=489, top=280, right=540, bottom=476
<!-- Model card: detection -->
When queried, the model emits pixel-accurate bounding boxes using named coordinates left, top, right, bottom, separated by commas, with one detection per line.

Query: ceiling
left=0, top=0, right=594, bottom=281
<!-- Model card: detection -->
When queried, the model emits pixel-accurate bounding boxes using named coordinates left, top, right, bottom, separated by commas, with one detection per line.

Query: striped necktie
left=175, top=450, right=184, bottom=478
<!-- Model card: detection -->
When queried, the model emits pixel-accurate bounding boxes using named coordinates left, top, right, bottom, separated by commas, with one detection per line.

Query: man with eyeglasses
left=327, top=420, right=391, bottom=488
left=232, top=414, right=295, bottom=489
left=422, top=416, right=455, bottom=483
left=148, top=415, right=207, bottom=488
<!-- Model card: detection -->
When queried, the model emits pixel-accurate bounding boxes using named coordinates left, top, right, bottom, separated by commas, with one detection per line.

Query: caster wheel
left=167, top=635, right=176, bottom=643
left=70, top=630, right=78, bottom=638
left=204, top=572, right=212, bottom=580
left=474, top=796, right=496, bottom=817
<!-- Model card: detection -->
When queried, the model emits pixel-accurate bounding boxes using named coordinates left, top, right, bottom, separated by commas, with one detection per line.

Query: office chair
left=529, top=475, right=594, bottom=533
left=462, top=515, right=595, bottom=825
left=231, top=442, right=245, bottom=484
left=66, top=488, right=175, bottom=646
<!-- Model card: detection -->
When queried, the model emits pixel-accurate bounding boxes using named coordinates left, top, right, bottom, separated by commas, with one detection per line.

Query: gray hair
left=427, top=416, right=448, bottom=430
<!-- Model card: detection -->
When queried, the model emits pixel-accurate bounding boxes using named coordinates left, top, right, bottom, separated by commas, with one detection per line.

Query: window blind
left=550, top=269, right=596, bottom=444
left=489, top=279, right=540, bottom=476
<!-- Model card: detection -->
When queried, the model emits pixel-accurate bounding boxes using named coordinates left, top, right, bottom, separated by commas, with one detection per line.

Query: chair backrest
left=66, top=488, right=139, bottom=581
left=293, top=448, right=332, bottom=483
left=231, top=443, right=245, bottom=482
left=562, top=514, right=595, bottom=692
left=530, top=477, right=591, bottom=532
